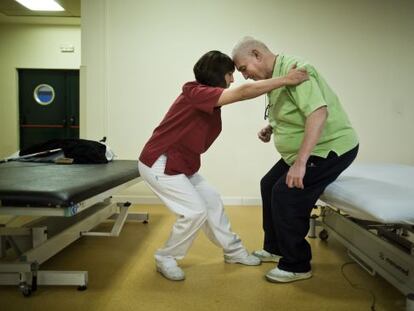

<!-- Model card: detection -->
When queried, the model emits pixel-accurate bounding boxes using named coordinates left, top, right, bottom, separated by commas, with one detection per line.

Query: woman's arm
left=216, top=67, right=308, bottom=107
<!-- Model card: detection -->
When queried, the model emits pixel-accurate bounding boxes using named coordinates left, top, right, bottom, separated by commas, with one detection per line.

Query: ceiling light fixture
left=14, top=0, right=65, bottom=11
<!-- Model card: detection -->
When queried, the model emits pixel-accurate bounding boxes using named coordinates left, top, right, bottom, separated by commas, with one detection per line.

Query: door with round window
left=18, top=69, right=79, bottom=149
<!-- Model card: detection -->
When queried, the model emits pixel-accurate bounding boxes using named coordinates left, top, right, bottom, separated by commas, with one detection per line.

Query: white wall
left=82, top=0, right=414, bottom=204
left=0, top=22, right=80, bottom=158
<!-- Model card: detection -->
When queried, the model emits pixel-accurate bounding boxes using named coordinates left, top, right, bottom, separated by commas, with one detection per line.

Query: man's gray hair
left=232, top=36, right=270, bottom=58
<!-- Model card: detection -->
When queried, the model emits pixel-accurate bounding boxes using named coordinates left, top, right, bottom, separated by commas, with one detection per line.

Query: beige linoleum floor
left=0, top=205, right=407, bottom=311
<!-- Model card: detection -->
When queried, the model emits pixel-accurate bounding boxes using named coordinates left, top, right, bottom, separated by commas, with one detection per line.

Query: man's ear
left=252, top=49, right=262, bottom=61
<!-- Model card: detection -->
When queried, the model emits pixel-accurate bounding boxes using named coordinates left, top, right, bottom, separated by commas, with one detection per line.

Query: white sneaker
left=224, top=254, right=261, bottom=266
left=252, top=249, right=282, bottom=262
left=156, top=261, right=185, bottom=281
left=265, top=267, right=312, bottom=283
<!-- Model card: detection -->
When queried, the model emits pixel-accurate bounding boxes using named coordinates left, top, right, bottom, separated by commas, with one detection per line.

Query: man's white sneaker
left=156, top=262, right=185, bottom=281
left=252, top=249, right=282, bottom=263
left=224, top=254, right=261, bottom=266
left=265, top=267, right=312, bottom=283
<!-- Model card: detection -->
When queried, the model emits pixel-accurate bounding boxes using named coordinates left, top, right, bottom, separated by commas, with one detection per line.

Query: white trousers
left=138, top=155, right=247, bottom=265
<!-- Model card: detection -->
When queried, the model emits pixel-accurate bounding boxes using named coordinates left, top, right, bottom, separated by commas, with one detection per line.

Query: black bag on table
left=19, top=139, right=108, bottom=164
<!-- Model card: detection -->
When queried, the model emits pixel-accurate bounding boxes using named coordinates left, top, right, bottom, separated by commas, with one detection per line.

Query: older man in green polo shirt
left=232, top=36, right=359, bottom=283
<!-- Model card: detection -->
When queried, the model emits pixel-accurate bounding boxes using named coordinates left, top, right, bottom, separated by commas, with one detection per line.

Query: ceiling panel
left=0, top=0, right=80, bottom=17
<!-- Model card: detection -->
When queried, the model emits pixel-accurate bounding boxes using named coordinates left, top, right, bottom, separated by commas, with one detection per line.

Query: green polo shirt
left=267, top=54, right=358, bottom=165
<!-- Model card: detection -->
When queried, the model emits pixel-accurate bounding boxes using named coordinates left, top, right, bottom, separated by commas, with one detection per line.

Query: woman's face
left=224, top=71, right=235, bottom=88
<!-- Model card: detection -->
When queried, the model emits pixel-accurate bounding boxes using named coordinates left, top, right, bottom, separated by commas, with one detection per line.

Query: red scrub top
left=139, top=81, right=224, bottom=175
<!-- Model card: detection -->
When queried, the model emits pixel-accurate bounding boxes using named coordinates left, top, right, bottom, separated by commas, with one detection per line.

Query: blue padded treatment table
left=0, top=160, right=139, bottom=208
left=0, top=160, right=144, bottom=295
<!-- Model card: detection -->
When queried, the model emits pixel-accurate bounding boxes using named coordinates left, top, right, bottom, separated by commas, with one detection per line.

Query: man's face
left=234, top=53, right=267, bottom=81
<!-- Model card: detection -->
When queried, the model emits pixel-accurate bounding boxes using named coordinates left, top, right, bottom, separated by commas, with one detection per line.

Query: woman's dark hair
left=193, top=50, right=235, bottom=88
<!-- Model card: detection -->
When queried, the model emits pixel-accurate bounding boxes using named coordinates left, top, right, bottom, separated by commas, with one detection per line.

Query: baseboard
left=113, top=195, right=261, bottom=206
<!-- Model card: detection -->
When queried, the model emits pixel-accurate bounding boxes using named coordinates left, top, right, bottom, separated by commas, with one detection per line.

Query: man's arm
left=285, top=106, right=327, bottom=189
left=258, top=124, right=273, bottom=142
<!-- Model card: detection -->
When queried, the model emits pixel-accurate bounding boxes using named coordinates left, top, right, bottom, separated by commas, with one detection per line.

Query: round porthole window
left=34, top=84, right=55, bottom=105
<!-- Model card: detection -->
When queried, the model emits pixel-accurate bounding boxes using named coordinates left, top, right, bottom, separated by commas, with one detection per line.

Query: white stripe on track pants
left=138, top=155, right=247, bottom=265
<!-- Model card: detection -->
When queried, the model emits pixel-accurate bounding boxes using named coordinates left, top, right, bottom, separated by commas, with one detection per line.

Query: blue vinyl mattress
left=0, top=160, right=139, bottom=208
